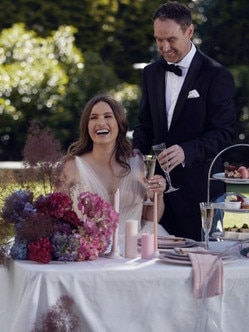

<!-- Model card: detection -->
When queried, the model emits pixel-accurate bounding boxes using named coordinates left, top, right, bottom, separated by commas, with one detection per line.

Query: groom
left=133, top=1, right=236, bottom=241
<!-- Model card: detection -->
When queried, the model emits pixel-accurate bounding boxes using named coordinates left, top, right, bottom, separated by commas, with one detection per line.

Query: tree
left=0, top=24, right=119, bottom=160
left=195, top=0, right=249, bottom=144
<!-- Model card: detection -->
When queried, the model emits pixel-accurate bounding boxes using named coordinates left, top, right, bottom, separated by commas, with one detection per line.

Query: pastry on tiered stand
left=241, top=198, right=249, bottom=209
left=225, top=164, right=249, bottom=179
left=225, top=195, right=241, bottom=209
left=224, top=223, right=249, bottom=240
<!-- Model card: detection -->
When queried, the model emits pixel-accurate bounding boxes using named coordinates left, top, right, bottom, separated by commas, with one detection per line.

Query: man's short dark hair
left=152, top=1, right=192, bottom=31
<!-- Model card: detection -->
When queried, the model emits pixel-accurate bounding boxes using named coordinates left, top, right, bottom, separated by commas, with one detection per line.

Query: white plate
left=138, top=237, right=196, bottom=249
left=212, top=172, right=249, bottom=184
left=213, top=202, right=249, bottom=213
left=158, top=254, right=192, bottom=265
left=159, top=253, right=236, bottom=265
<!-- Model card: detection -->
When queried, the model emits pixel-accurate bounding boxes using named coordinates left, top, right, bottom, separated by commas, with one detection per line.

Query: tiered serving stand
left=207, top=143, right=249, bottom=203
left=207, top=144, right=249, bottom=239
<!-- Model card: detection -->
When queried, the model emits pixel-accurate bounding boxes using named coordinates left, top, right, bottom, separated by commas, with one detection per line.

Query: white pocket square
left=188, top=89, right=200, bottom=99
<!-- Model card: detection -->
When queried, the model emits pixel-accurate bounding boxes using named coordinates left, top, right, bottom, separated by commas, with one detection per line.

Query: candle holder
left=106, top=188, right=123, bottom=259
left=105, top=226, right=123, bottom=259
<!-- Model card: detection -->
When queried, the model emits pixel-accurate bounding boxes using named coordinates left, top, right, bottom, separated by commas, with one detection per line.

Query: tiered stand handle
left=207, top=143, right=249, bottom=203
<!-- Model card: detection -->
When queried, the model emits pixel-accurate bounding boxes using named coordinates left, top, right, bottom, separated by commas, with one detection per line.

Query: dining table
left=1, top=240, right=249, bottom=332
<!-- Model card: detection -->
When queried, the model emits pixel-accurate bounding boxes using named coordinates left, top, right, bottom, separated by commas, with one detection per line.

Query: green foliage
left=0, top=23, right=84, bottom=159
left=0, top=0, right=248, bottom=159
left=196, top=0, right=249, bottom=67
left=111, top=83, right=141, bottom=130
left=0, top=23, right=123, bottom=160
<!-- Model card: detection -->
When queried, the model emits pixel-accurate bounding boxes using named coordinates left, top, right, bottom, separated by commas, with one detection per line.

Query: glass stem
left=164, top=171, right=172, bottom=188
left=204, top=232, right=209, bottom=250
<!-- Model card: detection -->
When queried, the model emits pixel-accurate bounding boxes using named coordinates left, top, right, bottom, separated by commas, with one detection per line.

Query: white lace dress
left=70, top=155, right=169, bottom=241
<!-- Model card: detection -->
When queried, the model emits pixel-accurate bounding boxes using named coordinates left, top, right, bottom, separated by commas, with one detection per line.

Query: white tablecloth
left=1, top=241, right=249, bottom=332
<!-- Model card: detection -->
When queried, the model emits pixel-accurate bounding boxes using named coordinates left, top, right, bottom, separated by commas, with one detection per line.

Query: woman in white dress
left=55, top=95, right=168, bottom=239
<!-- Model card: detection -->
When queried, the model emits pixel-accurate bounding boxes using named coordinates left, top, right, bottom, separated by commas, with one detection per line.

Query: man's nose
left=162, top=40, right=171, bottom=52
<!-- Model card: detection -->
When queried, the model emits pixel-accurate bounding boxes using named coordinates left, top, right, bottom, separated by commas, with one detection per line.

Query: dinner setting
left=1, top=0, right=249, bottom=330
left=1, top=138, right=249, bottom=332
left=1, top=119, right=249, bottom=332
left=1, top=170, right=249, bottom=332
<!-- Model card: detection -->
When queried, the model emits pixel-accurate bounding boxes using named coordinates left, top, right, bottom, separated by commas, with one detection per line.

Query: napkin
left=189, top=252, right=223, bottom=299
left=174, top=246, right=207, bottom=255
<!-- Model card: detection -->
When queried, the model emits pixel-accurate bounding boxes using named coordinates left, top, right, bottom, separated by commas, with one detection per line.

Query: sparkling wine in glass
left=143, top=155, right=156, bottom=205
left=199, top=202, right=214, bottom=250
left=152, top=143, right=179, bottom=194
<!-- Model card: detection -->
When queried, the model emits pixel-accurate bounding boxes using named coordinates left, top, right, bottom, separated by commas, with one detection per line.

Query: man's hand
left=158, top=144, right=185, bottom=172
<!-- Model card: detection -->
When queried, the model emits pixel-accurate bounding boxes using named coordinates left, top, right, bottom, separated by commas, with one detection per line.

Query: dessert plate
left=213, top=202, right=249, bottom=213
left=212, top=172, right=249, bottom=184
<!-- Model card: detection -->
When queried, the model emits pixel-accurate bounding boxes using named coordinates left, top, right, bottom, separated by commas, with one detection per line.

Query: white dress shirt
left=166, top=43, right=197, bottom=129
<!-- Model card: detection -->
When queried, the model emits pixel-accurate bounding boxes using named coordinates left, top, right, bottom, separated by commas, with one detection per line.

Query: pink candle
left=125, top=219, right=138, bottom=258
left=141, top=233, right=154, bottom=259
left=153, top=192, right=158, bottom=252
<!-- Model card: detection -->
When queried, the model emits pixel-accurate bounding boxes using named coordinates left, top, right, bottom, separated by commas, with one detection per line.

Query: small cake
left=241, top=198, right=249, bottom=209
left=225, top=225, right=239, bottom=232
left=224, top=163, right=249, bottom=179
left=238, top=223, right=249, bottom=233
left=225, top=195, right=241, bottom=209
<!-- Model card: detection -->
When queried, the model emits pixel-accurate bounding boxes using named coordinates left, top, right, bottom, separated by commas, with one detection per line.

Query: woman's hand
left=147, top=174, right=166, bottom=197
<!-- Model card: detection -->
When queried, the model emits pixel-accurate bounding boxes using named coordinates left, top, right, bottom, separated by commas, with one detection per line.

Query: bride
left=55, top=95, right=168, bottom=239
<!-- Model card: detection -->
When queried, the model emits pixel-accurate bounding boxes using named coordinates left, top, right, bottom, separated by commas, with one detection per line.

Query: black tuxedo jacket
left=133, top=49, right=236, bottom=240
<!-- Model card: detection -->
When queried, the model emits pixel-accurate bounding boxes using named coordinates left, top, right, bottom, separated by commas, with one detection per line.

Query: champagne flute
left=152, top=143, right=179, bottom=194
left=199, top=202, right=214, bottom=250
left=143, top=155, right=156, bottom=205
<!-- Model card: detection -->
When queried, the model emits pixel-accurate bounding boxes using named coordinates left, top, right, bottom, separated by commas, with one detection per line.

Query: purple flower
left=10, top=235, right=28, bottom=260
left=1, top=189, right=34, bottom=224
left=52, top=232, right=80, bottom=261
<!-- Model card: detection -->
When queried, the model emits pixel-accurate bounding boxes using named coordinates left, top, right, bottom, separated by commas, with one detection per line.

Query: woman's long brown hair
left=64, top=95, right=132, bottom=175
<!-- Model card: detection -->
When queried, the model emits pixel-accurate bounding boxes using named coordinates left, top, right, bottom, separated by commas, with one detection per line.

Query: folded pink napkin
left=189, top=253, right=224, bottom=299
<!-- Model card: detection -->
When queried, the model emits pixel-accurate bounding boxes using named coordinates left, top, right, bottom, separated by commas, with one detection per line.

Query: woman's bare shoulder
left=61, top=156, right=76, bottom=169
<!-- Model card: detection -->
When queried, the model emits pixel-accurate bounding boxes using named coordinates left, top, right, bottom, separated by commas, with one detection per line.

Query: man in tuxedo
left=133, top=1, right=236, bottom=241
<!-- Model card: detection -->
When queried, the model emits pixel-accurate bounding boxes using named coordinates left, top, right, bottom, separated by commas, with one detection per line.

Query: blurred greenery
left=224, top=184, right=249, bottom=228
left=0, top=0, right=248, bottom=160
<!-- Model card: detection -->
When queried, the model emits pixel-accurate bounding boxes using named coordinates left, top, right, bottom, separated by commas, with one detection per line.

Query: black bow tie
left=159, top=58, right=182, bottom=76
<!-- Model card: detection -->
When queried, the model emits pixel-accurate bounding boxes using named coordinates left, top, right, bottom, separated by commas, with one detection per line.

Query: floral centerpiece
left=1, top=189, right=118, bottom=263
left=0, top=121, right=118, bottom=264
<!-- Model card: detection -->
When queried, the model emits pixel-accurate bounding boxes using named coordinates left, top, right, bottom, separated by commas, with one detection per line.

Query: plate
left=158, top=254, right=192, bottom=265
left=159, top=252, right=236, bottom=265
left=212, top=172, right=249, bottom=184
left=137, top=237, right=196, bottom=249
left=213, top=202, right=249, bottom=213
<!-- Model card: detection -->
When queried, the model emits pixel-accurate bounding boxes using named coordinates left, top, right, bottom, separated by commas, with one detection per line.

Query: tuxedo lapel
left=170, top=51, right=203, bottom=131
left=156, top=63, right=169, bottom=133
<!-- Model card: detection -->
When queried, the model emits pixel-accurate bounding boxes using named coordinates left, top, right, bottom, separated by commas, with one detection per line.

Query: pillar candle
left=125, top=219, right=138, bottom=258
left=153, top=192, right=158, bottom=252
left=112, top=188, right=120, bottom=253
left=141, top=233, right=154, bottom=259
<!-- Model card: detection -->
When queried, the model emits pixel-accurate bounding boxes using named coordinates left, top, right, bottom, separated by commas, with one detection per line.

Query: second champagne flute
left=152, top=143, right=179, bottom=194
left=199, top=202, right=214, bottom=250
left=143, top=155, right=156, bottom=205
